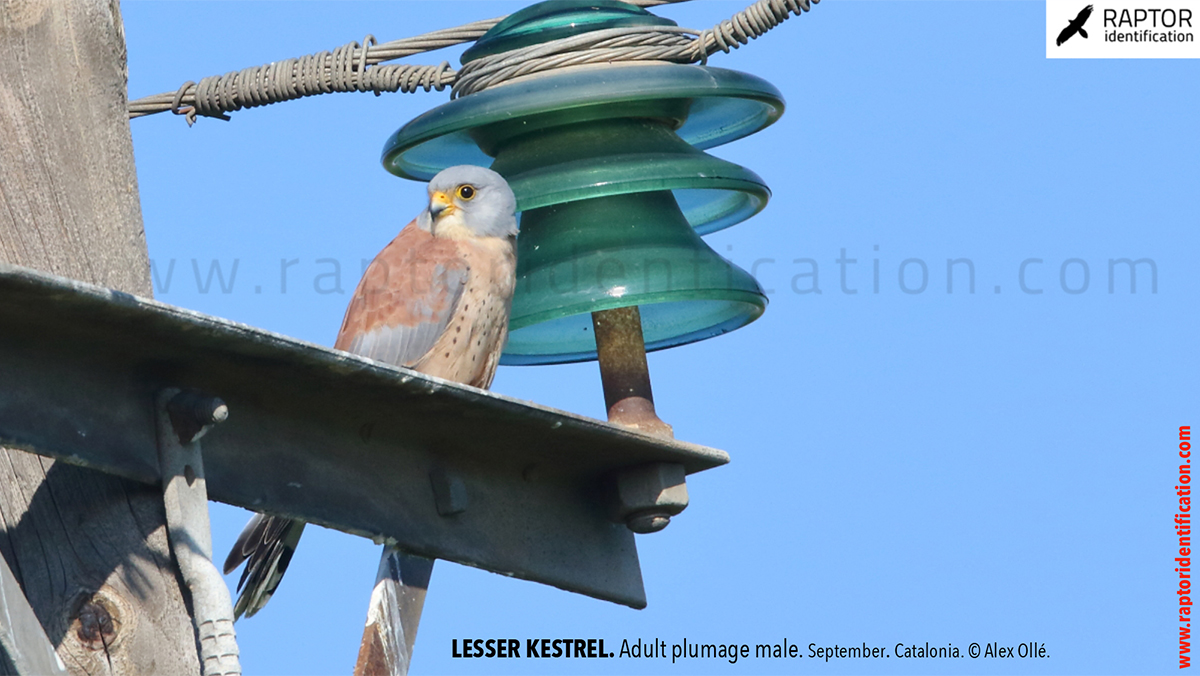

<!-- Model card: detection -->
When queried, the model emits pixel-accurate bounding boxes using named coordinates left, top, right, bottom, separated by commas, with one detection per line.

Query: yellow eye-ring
left=456, top=185, right=476, bottom=200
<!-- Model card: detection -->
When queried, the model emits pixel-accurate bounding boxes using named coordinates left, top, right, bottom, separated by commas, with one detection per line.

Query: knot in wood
left=76, top=600, right=117, bottom=650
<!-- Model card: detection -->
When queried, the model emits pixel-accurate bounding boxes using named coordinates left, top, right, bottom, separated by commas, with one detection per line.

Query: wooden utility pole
left=0, top=1, right=200, bottom=673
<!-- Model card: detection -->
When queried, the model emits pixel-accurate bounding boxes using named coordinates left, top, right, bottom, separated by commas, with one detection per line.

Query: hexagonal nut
left=612, top=462, right=688, bottom=533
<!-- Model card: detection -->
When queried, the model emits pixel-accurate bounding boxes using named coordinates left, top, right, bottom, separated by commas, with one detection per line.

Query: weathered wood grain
left=0, top=1, right=200, bottom=673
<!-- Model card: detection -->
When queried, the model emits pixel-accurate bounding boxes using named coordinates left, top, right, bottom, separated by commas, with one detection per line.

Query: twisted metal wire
left=127, top=0, right=817, bottom=124
left=455, top=0, right=818, bottom=98
left=452, top=26, right=700, bottom=98
left=138, top=37, right=457, bottom=125
left=130, top=30, right=476, bottom=125
left=697, top=0, right=818, bottom=55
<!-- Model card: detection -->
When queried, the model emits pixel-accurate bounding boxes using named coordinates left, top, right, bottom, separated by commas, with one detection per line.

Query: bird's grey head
left=418, top=165, right=518, bottom=240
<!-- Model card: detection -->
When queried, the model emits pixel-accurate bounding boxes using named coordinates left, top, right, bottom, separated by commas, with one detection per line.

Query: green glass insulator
left=503, top=191, right=765, bottom=364
left=382, top=63, right=783, bottom=235
left=381, top=0, right=786, bottom=364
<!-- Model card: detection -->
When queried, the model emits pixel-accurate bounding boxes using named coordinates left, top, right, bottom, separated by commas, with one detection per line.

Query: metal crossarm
left=0, top=265, right=728, bottom=608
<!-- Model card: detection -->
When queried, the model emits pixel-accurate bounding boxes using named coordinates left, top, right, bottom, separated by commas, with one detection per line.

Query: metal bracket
left=0, top=264, right=728, bottom=608
left=156, top=388, right=241, bottom=676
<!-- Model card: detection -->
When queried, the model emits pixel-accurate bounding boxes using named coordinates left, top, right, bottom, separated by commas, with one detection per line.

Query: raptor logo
left=1057, top=4, right=1095, bottom=45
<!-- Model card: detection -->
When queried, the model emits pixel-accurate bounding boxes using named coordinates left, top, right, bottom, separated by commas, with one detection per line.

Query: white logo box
left=1047, top=0, right=1200, bottom=58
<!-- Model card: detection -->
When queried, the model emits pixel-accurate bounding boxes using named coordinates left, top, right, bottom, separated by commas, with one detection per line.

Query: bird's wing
left=226, top=220, right=470, bottom=619
left=1056, top=24, right=1076, bottom=45
left=336, top=221, right=469, bottom=368
left=1077, top=4, right=1093, bottom=22
left=223, top=511, right=269, bottom=575
left=225, top=221, right=467, bottom=621
left=225, top=513, right=306, bottom=619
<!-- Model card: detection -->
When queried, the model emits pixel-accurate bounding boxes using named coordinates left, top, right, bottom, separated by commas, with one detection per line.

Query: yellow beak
left=429, top=191, right=455, bottom=219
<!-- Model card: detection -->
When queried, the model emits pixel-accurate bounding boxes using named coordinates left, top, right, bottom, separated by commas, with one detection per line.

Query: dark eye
left=457, top=185, right=476, bottom=200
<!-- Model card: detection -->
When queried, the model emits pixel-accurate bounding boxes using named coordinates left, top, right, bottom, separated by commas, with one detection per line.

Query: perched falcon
left=223, top=165, right=518, bottom=618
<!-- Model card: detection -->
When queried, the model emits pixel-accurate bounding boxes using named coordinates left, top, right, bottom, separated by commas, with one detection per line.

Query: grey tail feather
left=224, top=513, right=306, bottom=619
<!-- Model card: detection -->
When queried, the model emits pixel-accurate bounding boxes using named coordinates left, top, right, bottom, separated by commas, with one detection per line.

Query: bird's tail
left=223, top=513, right=306, bottom=619
left=1080, top=28, right=1089, bottom=38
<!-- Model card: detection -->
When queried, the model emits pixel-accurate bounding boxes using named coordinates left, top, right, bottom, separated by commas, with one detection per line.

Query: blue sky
left=124, top=1, right=1197, bottom=674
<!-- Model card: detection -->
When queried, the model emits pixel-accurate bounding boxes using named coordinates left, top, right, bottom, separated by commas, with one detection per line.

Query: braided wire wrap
left=127, top=0, right=817, bottom=123
left=133, top=37, right=458, bottom=126
left=129, top=18, right=503, bottom=124
left=696, top=0, right=818, bottom=56
left=453, top=26, right=699, bottom=99
left=455, top=0, right=818, bottom=99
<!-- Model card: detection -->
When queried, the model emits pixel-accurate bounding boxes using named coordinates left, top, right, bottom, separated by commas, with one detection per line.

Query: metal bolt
left=625, top=511, right=673, bottom=534
left=612, top=462, right=688, bottom=533
left=166, top=389, right=228, bottom=444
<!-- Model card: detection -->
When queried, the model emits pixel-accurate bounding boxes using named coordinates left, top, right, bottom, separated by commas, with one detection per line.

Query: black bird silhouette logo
left=1057, top=5, right=1094, bottom=46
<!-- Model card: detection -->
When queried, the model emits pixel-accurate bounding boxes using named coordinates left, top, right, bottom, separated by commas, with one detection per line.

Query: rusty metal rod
left=591, top=306, right=673, bottom=439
